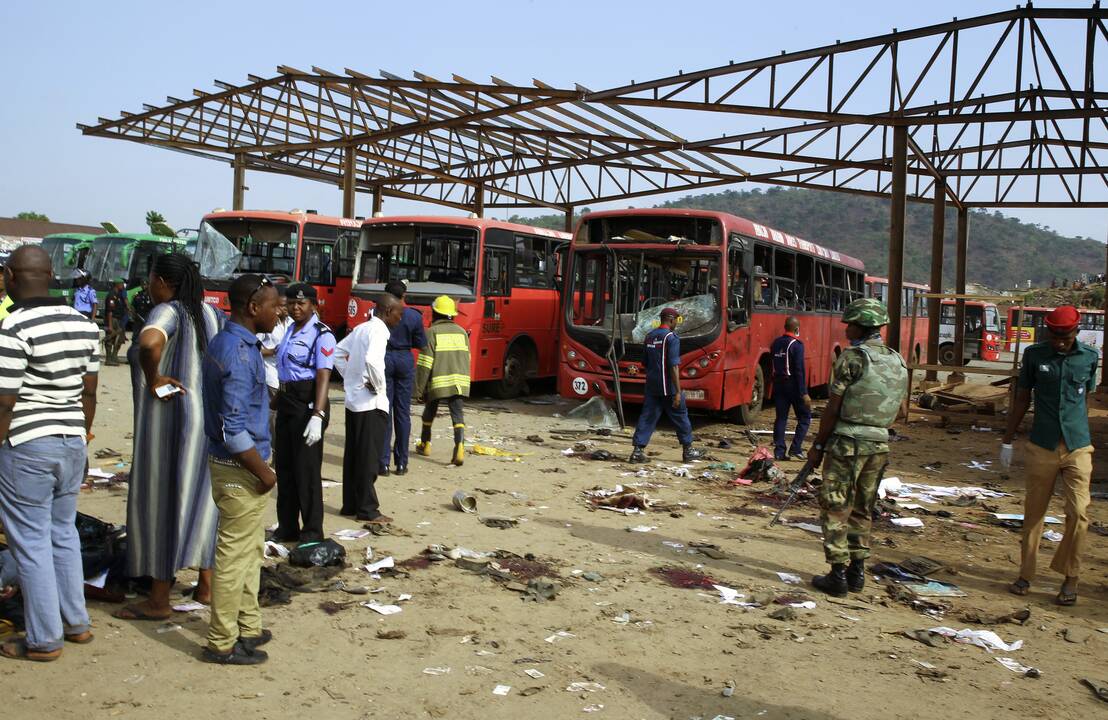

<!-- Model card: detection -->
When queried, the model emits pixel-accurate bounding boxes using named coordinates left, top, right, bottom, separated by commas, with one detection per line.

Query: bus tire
left=939, top=343, right=958, bottom=366
left=489, top=343, right=531, bottom=399
left=731, top=364, right=765, bottom=425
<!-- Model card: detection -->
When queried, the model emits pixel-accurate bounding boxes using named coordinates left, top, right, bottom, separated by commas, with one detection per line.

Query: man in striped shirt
left=0, top=246, right=99, bottom=662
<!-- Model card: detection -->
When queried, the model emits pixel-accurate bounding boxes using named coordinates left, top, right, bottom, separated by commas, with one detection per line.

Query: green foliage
left=15, top=211, right=49, bottom=222
left=511, top=189, right=1102, bottom=289
left=507, top=207, right=591, bottom=232
left=145, top=210, right=166, bottom=229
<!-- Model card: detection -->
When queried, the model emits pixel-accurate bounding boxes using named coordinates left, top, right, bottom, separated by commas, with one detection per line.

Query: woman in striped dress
left=115, top=255, right=224, bottom=621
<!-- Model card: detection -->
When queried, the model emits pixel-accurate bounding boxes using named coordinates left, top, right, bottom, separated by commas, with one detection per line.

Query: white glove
left=304, top=415, right=323, bottom=446
left=999, top=443, right=1013, bottom=469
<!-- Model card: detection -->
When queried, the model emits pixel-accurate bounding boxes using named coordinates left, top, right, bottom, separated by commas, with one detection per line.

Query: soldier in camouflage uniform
left=806, top=298, right=908, bottom=596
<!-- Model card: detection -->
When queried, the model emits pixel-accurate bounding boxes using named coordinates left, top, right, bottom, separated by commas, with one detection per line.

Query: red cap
left=1045, top=305, right=1079, bottom=333
left=659, top=307, right=679, bottom=319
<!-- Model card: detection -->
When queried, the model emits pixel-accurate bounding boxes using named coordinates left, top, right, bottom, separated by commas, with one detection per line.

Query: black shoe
left=239, top=629, right=272, bottom=651
left=271, top=531, right=300, bottom=543
left=811, top=564, right=849, bottom=597
left=338, top=508, right=355, bottom=517
left=774, top=451, right=788, bottom=461
left=789, top=450, right=806, bottom=460
left=379, top=467, right=390, bottom=477
left=394, top=465, right=407, bottom=476
left=847, top=559, right=865, bottom=593
left=628, top=447, right=647, bottom=464
left=201, top=640, right=268, bottom=665
left=682, top=446, right=704, bottom=462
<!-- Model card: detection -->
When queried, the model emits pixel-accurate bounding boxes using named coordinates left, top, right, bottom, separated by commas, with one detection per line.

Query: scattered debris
left=480, top=515, right=519, bottom=530
left=928, top=627, right=1023, bottom=652
left=376, top=629, right=406, bottom=640
left=652, top=567, right=717, bottom=589
left=566, top=682, right=606, bottom=693
left=452, top=490, right=478, bottom=513
left=960, top=608, right=1031, bottom=626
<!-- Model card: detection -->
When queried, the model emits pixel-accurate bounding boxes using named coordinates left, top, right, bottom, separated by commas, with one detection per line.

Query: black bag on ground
left=288, top=539, right=346, bottom=568
left=75, top=512, right=127, bottom=581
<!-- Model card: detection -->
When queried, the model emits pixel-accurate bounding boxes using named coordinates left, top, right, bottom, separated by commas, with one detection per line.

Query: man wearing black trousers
left=771, top=316, right=812, bottom=461
left=334, top=294, right=403, bottom=522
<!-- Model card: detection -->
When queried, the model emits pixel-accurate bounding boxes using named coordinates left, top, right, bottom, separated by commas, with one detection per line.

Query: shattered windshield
left=201, top=218, right=296, bottom=278
left=42, top=237, right=81, bottom=278
left=356, top=223, right=478, bottom=298
left=568, top=249, right=721, bottom=342
left=86, top=238, right=133, bottom=283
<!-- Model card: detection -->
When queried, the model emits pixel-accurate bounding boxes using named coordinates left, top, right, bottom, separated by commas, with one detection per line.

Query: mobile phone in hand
left=155, top=384, right=182, bottom=399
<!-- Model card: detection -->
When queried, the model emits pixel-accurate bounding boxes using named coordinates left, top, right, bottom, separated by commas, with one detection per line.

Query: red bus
left=938, top=299, right=1002, bottom=364
left=865, top=275, right=930, bottom=363
left=348, top=216, right=570, bottom=397
left=558, top=209, right=866, bottom=423
left=1006, top=305, right=1104, bottom=356
left=195, top=209, right=360, bottom=334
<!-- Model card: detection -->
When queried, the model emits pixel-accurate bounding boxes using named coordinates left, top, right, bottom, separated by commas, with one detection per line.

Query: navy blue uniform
left=770, top=332, right=811, bottom=458
left=379, top=306, right=427, bottom=471
left=632, top=326, right=694, bottom=448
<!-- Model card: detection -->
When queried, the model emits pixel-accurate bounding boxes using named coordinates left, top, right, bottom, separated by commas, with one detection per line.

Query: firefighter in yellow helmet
left=414, top=296, right=471, bottom=466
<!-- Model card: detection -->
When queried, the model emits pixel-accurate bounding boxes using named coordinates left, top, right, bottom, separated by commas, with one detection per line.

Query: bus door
left=509, top=232, right=561, bottom=376
left=479, top=229, right=515, bottom=382
left=722, top=233, right=751, bottom=410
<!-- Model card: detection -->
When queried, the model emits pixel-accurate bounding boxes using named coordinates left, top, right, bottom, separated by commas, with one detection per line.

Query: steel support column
left=886, top=125, right=907, bottom=351
left=371, top=187, right=383, bottom=216
left=1102, top=228, right=1108, bottom=389
left=474, top=186, right=485, bottom=218
left=232, top=154, right=246, bottom=211
left=953, top=207, right=969, bottom=363
left=342, top=147, right=356, bottom=218
left=926, top=176, right=946, bottom=379
left=564, top=208, right=574, bottom=234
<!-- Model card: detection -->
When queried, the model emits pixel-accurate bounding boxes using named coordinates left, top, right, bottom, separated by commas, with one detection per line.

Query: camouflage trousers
left=819, top=450, right=888, bottom=564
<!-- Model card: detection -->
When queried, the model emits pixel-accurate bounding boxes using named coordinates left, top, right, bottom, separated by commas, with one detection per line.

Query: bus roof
left=361, top=215, right=571, bottom=240
left=95, top=232, right=185, bottom=244
left=203, top=209, right=361, bottom=228
left=1010, top=305, right=1104, bottom=314
left=574, top=208, right=864, bottom=270
left=43, top=233, right=99, bottom=243
left=865, top=275, right=930, bottom=290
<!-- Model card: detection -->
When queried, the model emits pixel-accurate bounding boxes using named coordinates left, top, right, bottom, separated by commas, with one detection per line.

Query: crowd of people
left=0, top=245, right=1097, bottom=666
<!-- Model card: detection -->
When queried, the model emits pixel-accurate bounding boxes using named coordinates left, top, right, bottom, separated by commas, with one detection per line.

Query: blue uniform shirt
left=74, top=285, right=97, bottom=314
left=644, top=326, right=681, bottom=397
left=276, top=313, right=336, bottom=382
left=387, top=306, right=427, bottom=352
left=771, top=333, right=807, bottom=394
left=203, top=320, right=271, bottom=461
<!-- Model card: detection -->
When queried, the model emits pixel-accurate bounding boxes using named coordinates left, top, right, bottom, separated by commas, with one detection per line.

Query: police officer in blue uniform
left=628, top=307, right=705, bottom=463
left=379, top=281, right=426, bottom=477
left=770, top=316, right=812, bottom=460
left=273, top=283, right=335, bottom=543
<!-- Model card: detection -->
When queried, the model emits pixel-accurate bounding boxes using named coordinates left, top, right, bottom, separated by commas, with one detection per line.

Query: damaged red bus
left=558, top=209, right=866, bottom=423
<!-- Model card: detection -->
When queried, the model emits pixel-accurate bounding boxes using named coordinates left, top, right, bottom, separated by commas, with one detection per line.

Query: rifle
left=768, top=457, right=818, bottom=527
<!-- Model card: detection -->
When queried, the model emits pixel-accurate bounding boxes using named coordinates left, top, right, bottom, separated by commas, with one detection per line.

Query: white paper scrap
left=891, top=517, right=925, bottom=528
left=929, top=626, right=1023, bottom=653
left=492, top=685, right=512, bottom=696
left=332, top=528, right=370, bottom=540
left=362, top=602, right=402, bottom=615
left=87, top=569, right=109, bottom=589
left=566, top=682, right=605, bottom=693
left=422, top=667, right=451, bottom=676
left=264, top=541, right=290, bottom=559
left=365, top=556, right=395, bottom=573
left=627, top=525, right=656, bottom=533
left=544, top=630, right=576, bottom=643
left=996, top=657, right=1034, bottom=674
left=172, top=601, right=207, bottom=613
left=776, top=572, right=802, bottom=585
left=524, top=669, right=545, bottom=679
left=1043, top=530, right=1063, bottom=542
left=877, top=476, right=903, bottom=498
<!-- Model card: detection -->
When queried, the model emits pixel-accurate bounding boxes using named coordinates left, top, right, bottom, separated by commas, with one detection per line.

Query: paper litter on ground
left=423, top=667, right=451, bottom=675
left=782, top=521, right=823, bottom=535
left=363, top=602, right=403, bottom=615
left=713, top=585, right=757, bottom=607
left=320, top=480, right=341, bottom=488
left=332, top=528, right=371, bottom=540
left=929, top=626, right=1023, bottom=652
left=524, top=669, right=545, bottom=679
left=891, top=517, right=925, bottom=528
left=492, top=685, right=512, bottom=696
left=1043, top=530, right=1064, bottom=542
left=365, top=556, right=395, bottom=573
left=87, top=570, right=108, bottom=589
left=996, top=657, right=1035, bottom=674
left=172, top=601, right=207, bottom=613
left=566, top=682, right=605, bottom=692
left=993, top=513, right=1062, bottom=524
left=776, top=572, right=802, bottom=584
left=264, top=541, right=290, bottom=559
left=627, top=525, right=656, bottom=533
left=544, top=630, right=575, bottom=643
left=86, top=468, right=115, bottom=480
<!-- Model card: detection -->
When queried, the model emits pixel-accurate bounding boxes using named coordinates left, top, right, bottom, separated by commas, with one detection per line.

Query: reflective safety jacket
left=416, top=319, right=471, bottom=400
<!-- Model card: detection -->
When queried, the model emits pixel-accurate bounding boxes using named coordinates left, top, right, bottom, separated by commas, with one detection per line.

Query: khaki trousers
left=1019, top=441, right=1093, bottom=581
left=206, top=462, right=267, bottom=653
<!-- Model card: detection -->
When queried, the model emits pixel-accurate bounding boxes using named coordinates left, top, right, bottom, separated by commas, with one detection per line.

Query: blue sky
left=1, top=0, right=1103, bottom=241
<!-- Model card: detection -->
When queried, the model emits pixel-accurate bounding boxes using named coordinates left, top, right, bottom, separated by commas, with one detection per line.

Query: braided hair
left=153, top=253, right=209, bottom=351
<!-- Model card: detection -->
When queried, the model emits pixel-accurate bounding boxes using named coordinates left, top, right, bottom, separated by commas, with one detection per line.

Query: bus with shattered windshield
left=558, top=209, right=866, bottom=423
left=42, top=233, right=98, bottom=302
left=348, top=216, right=569, bottom=397
left=84, top=232, right=187, bottom=307
left=194, top=210, right=361, bottom=334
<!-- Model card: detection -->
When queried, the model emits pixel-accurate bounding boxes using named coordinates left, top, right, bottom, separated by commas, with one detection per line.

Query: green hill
left=509, top=187, right=1104, bottom=290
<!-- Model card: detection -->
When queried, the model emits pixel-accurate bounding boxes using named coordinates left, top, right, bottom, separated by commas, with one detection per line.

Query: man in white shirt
left=333, top=294, right=403, bottom=522
left=258, top=287, right=292, bottom=396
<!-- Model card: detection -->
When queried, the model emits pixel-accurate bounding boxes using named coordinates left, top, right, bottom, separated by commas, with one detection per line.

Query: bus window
left=904, top=287, right=915, bottom=317
left=831, top=266, right=846, bottom=311
left=796, top=254, right=814, bottom=311
left=301, top=242, right=334, bottom=285
left=727, top=239, right=748, bottom=326
left=335, top=228, right=358, bottom=277
left=483, top=248, right=512, bottom=297
left=984, top=305, right=1000, bottom=331
left=754, top=244, right=773, bottom=307
left=514, top=234, right=551, bottom=288
left=773, top=248, right=797, bottom=309
left=816, top=262, right=832, bottom=310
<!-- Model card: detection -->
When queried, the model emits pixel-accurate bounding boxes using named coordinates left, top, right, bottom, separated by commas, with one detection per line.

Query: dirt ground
left=3, top=358, right=1108, bottom=720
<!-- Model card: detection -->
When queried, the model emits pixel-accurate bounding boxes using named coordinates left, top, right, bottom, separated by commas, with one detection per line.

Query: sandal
left=65, top=631, right=94, bottom=644
left=1, top=638, right=62, bottom=662
left=1008, top=577, right=1031, bottom=596
left=113, top=604, right=173, bottom=621
left=1055, top=587, right=1078, bottom=606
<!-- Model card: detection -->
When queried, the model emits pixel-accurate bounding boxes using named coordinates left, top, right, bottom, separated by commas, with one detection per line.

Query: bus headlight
left=687, top=367, right=698, bottom=377
left=698, top=358, right=710, bottom=368
left=567, top=349, right=578, bottom=360
left=576, top=360, right=586, bottom=369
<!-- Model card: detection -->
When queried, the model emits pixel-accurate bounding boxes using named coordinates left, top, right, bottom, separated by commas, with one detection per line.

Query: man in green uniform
left=806, top=298, right=908, bottom=597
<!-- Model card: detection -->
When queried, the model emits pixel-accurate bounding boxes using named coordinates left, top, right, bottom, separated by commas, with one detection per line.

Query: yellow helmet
left=431, top=295, right=457, bottom=317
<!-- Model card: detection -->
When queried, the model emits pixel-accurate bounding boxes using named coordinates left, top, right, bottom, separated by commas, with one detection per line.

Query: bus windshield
left=568, top=249, right=721, bottom=343
left=86, top=238, right=133, bottom=283
left=42, top=237, right=82, bottom=278
left=357, top=223, right=478, bottom=297
left=201, top=218, right=297, bottom=278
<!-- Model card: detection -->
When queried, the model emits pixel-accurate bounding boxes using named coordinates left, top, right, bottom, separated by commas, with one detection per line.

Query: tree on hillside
left=15, top=211, right=49, bottom=222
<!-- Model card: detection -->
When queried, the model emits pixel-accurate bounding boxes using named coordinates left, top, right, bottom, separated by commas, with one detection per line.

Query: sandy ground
left=2, top=356, right=1108, bottom=720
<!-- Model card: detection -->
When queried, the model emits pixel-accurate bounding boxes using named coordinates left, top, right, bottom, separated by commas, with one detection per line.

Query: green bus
left=42, top=233, right=98, bottom=301
left=84, top=233, right=188, bottom=307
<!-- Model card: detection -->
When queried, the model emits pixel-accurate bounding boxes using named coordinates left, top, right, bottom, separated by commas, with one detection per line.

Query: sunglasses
left=246, top=275, right=274, bottom=302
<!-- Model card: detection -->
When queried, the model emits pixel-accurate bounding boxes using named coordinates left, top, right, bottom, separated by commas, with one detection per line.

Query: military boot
left=847, top=559, right=865, bottom=593
left=811, top=564, right=848, bottom=597
left=628, top=447, right=648, bottom=464
left=682, top=445, right=704, bottom=462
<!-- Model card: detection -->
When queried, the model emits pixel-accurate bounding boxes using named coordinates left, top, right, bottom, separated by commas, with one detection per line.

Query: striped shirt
left=0, top=297, right=100, bottom=446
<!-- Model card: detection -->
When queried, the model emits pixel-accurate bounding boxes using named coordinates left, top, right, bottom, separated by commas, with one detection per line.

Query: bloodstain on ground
left=651, top=566, right=717, bottom=589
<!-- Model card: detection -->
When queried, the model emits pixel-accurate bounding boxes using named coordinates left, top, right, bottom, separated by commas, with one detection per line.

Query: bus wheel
left=939, top=343, right=957, bottom=366
left=731, top=364, right=764, bottom=425
left=489, top=345, right=530, bottom=399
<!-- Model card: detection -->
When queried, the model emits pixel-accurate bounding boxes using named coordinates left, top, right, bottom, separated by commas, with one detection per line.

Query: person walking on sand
left=0, top=246, right=99, bottom=661
left=1001, top=305, right=1097, bottom=606
left=115, top=254, right=225, bottom=622
left=770, top=316, right=812, bottom=461
left=200, top=274, right=279, bottom=665
left=414, top=296, right=471, bottom=467
left=378, top=280, right=426, bottom=477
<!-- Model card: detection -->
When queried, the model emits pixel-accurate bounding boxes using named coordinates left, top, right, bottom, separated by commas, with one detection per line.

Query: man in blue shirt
left=71, top=269, right=97, bottom=320
left=770, top=316, right=812, bottom=461
left=628, top=307, right=704, bottom=464
left=379, top=280, right=427, bottom=476
left=200, top=274, right=279, bottom=666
